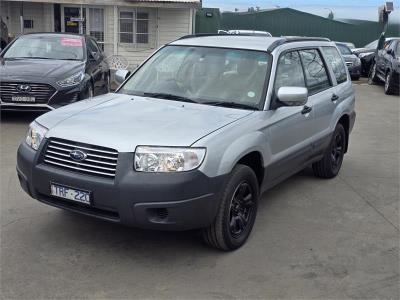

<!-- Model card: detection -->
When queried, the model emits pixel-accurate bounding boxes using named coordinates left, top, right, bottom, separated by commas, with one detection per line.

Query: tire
left=202, top=164, right=259, bottom=251
left=351, top=75, right=360, bottom=81
left=313, top=123, right=346, bottom=179
left=368, top=63, right=379, bottom=85
left=384, top=71, right=398, bottom=95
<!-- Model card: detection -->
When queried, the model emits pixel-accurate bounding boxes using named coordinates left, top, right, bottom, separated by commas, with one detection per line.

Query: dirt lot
left=1, top=81, right=399, bottom=299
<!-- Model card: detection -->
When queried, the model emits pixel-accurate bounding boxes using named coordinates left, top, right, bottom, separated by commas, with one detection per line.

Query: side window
left=322, top=47, right=348, bottom=85
left=299, top=49, right=331, bottom=94
left=274, top=51, right=306, bottom=94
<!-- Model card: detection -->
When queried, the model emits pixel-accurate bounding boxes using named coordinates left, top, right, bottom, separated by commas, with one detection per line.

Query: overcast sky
left=203, top=0, right=400, bottom=22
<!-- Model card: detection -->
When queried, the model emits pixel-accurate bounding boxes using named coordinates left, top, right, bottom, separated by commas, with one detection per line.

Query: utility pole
left=377, top=2, right=394, bottom=49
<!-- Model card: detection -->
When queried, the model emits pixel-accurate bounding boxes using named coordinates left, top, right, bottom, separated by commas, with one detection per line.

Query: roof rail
left=267, top=36, right=331, bottom=52
left=178, top=32, right=275, bottom=40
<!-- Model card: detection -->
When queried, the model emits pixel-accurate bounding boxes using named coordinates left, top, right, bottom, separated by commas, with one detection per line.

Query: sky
left=203, top=0, right=400, bottom=22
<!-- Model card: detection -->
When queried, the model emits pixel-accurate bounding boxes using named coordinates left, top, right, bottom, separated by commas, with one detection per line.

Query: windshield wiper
left=203, top=101, right=258, bottom=111
left=141, top=92, right=198, bottom=104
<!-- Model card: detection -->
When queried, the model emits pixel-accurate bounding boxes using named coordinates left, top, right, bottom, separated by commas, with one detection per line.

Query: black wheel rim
left=331, top=132, right=344, bottom=169
left=229, top=182, right=255, bottom=239
left=385, top=74, right=390, bottom=91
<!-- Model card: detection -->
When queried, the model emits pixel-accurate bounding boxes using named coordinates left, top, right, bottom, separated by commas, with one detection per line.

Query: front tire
left=368, top=63, right=379, bottom=85
left=202, top=165, right=259, bottom=251
left=384, top=71, right=398, bottom=95
left=313, top=123, right=346, bottom=179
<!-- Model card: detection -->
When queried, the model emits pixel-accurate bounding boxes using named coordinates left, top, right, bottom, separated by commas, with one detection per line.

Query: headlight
left=57, top=71, right=85, bottom=87
left=26, top=121, right=48, bottom=151
left=354, top=58, right=361, bottom=66
left=134, top=146, right=206, bottom=172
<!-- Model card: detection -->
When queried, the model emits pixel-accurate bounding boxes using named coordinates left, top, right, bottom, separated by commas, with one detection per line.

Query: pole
left=20, top=2, right=24, bottom=34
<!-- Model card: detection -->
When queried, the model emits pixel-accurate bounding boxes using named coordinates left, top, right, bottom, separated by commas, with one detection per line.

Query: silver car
left=17, top=35, right=356, bottom=250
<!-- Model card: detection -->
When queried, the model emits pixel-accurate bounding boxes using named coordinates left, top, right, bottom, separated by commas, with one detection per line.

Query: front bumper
left=17, top=141, right=225, bottom=231
left=0, top=82, right=87, bottom=111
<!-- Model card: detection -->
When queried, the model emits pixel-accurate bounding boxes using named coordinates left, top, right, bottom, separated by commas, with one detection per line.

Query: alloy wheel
left=331, top=131, right=344, bottom=171
left=229, top=181, right=255, bottom=239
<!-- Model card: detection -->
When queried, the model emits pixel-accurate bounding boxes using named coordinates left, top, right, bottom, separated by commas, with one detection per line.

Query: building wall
left=1, top=1, right=53, bottom=35
left=1, top=1, right=194, bottom=68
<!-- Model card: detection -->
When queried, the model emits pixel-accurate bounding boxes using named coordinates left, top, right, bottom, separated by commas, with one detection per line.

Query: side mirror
left=277, top=87, right=308, bottom=107
left=115, top=69, right=131, bottom=85
left=386, top=48, right=394, bottom=55
left=89, top=51, right=100, bottom=61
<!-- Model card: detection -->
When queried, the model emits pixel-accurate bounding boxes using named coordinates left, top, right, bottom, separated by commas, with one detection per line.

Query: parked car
left=340, top=42, right=355, bottom=49
left=17, top=36, right=356, bottom=250
left=336, top=42, right=361, bottom=80
left=352, top=37, right=397, bottom=76
left=0, top=17, right=8, bottom=50
left=369, top=38, right=400, bottom=95
left=0, top=33, right=110, bottom=111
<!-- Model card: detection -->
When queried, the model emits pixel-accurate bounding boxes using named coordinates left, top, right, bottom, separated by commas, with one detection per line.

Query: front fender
left=198, top=130, right=270, bottom=178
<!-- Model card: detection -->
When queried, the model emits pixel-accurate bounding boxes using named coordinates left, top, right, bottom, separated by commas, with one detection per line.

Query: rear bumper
left=17, top=141, right=225, bottom=231
left=347, top=65, right=361, bottom=77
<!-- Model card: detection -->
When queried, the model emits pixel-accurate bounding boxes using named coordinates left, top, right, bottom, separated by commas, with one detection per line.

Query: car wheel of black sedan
left=368, top=63, right=380, bottom=85
left=384, top=72, right=398, bottom=95
left=202, top=164, right=259, bottom=251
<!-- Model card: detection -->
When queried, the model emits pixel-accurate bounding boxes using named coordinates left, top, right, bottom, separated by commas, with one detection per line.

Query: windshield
left=337, top=44, right=352, bottom=55
left=3, top=35, right=84, bottom=60
left=119, top=46, right=270, bottom=110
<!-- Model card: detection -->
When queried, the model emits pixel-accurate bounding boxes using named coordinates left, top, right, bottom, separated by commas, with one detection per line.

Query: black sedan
left=0, top=33, right=110, bottom=111
left=369, top=38, right=400, bottom=95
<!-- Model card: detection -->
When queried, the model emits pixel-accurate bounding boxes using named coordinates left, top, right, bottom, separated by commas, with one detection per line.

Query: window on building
left=89, top=8, right=104, bottom=49
left=119, top=10, right=149, bottom=44
left=24, top=20, right=34, bottom=29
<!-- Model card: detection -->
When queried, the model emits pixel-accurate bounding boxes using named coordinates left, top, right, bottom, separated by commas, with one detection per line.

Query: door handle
left=301, top=105, right=312, bottom=115
left=331, top=94, right=340, bottom=102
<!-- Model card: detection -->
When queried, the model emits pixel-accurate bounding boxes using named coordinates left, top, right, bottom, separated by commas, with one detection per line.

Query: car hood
left=342, top=54, right=359, bottom=62
left=352, top=48, right=374, bottom=55
left=38, top=93, right=253, bottom=152
left=0, top=58, right=84, bottom=80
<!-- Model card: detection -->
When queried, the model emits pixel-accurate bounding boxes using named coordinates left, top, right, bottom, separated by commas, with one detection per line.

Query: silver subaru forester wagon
left=17, top=35, right=356, bottom=250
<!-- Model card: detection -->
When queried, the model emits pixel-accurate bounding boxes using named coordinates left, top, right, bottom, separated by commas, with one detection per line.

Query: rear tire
left=313, top=123, right=346, bottom=179
left=202, top=165, right=259, bottom=251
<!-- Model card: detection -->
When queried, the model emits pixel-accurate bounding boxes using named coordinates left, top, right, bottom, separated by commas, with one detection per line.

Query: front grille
left=43, top=138, right=119, bottom=178
left=346, top=62, right=353, bottom=67
left=0, top=82, right=56, bottom=104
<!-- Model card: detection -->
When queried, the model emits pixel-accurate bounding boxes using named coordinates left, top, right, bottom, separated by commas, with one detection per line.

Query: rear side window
left=322, top=47, right=348, bottom=84
left=275, top=51, right=306, bottom=93
left=299, top=49, right=331, bottom=94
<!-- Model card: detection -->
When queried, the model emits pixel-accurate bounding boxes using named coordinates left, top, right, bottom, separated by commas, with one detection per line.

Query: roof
left=6, top=0, right=201, bottom=8
left=171, top=35, right=333, bottom=52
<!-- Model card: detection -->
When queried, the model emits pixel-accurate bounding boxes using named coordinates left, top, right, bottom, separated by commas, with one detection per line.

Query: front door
left=264, top=50, right=316, bottom=185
